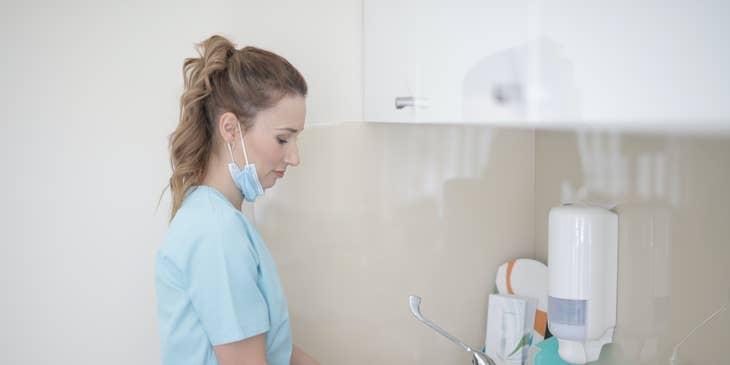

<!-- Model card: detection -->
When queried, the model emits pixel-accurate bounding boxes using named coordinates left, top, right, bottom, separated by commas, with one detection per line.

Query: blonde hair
left=167, top=35, right=307, bottom=220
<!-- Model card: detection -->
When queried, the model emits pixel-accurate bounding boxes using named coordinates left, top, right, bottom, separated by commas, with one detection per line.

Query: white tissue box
left=484, top=294, right=537, bottom=364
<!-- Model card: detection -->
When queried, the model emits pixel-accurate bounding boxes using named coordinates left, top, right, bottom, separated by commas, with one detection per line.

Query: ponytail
left=166, top=35, right=307, bottom=221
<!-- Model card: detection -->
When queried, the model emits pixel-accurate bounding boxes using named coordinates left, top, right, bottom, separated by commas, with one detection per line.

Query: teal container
left=530, top=337, right=573, bottom=365
left=529, top=337, right=626, bottom=365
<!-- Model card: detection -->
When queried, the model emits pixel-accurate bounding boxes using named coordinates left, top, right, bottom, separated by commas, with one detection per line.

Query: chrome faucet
left=409, top=295, right=496, bottom=365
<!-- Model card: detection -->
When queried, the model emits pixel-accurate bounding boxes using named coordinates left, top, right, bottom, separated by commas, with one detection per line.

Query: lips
left=274, top=170, right=285, bottom=178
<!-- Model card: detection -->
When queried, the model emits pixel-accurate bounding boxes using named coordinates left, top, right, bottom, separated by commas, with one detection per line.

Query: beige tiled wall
left=247, top=123, right=729, bottom=365
left=251, top=123, right=535, bottom=365
left=535, top=130, right=730, bottom=365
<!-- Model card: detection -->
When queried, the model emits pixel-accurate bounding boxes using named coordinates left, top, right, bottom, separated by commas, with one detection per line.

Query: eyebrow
left=276, top=128, right=300, bottom=133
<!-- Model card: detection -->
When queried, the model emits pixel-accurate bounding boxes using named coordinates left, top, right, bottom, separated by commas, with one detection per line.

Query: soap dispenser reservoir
left=548, top=205, right=618, bottom=364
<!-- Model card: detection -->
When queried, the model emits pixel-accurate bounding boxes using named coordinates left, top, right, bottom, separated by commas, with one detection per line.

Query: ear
left=218, top=112, right=240, bottom=144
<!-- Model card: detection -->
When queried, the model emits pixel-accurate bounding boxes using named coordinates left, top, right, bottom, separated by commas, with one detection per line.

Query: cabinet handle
left=395, top=96, right=429, bottom=109
left=492, top=84, right=523, bottom=105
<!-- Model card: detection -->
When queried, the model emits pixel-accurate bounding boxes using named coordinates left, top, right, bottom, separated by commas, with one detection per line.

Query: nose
left=284, top=141, right=300, bottom=167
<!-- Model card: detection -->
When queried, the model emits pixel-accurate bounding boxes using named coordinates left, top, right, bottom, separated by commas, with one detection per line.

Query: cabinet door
left=364, top=0, right=530, bottom=124
left=535, top=0, right=730, bottom=128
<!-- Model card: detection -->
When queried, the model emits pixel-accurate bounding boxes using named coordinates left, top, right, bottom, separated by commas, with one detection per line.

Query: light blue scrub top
left=155, top=186, right=292, bottom=365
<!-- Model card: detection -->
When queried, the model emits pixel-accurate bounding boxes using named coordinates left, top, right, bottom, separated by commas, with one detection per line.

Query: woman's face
left=242, top=95, right=306, bottom=189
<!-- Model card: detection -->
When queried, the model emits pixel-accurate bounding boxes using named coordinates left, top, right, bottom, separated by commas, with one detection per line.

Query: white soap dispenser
left=547, top=204, right=618, bottom=364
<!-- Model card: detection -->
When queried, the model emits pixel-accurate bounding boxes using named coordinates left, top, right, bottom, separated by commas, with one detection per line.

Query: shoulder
left=157, top=186, right=258, bottom=272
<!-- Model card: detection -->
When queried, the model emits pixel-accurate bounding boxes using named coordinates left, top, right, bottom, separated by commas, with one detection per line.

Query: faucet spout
left=409, top=295, right=496, bottom=365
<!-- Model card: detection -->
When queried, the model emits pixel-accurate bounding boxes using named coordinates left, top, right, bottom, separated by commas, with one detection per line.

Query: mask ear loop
left=235, top=121, right=250, bottom=166
left=226, top=141, right=237, bottom=166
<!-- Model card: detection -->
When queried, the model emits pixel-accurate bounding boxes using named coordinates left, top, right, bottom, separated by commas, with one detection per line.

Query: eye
left=277, top=137, right=289, bottom=145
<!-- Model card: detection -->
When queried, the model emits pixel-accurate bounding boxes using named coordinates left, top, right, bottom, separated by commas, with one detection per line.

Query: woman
left=155, top=35, right=319, bottom=365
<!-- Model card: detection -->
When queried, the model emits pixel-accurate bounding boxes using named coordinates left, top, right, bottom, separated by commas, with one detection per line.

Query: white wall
left=0, top=1, right=361, bottom=363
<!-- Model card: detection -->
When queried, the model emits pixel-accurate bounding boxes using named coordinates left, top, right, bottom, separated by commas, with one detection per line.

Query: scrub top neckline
left=194, top=185, right=237, bottom=210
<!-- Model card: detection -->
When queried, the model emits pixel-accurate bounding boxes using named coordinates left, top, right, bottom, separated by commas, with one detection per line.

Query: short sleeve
left=186, top=227, right=270, bottom=346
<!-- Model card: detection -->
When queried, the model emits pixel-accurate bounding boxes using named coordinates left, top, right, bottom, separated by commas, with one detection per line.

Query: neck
left=201, top=152, right=244, bottom=210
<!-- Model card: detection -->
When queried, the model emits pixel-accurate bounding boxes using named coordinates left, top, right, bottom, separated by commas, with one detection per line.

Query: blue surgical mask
left=227, top=122, right=264, bottom=202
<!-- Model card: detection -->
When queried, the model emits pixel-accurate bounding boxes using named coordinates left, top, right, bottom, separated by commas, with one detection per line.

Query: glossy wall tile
left=250, top=123, right=535, bottom=365
left=243, top=123, right=729, bottom=365
left=535, top=130, right=730, bottom=365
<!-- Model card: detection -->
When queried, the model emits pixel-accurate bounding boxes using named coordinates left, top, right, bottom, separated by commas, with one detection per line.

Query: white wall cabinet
left=364, top=0, right=730, bottom=130
left=364, top=0, right=530, bottom=124
left=533, top=0, right=730, bottom=129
